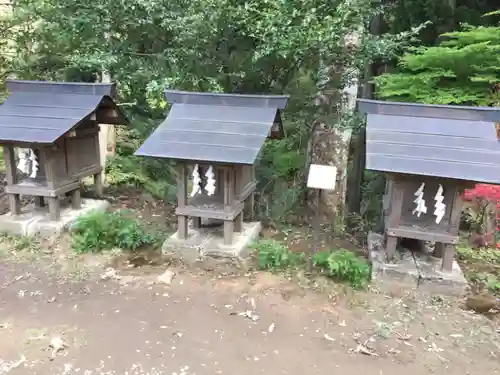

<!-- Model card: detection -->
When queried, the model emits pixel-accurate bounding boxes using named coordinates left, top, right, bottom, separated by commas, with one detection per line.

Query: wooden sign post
left=306, top=164, right=338, bottom=271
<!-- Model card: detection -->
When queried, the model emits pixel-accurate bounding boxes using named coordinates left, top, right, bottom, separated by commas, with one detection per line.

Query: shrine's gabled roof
left=135, top=90, right=289, bottom=165
left=357, top=99, right=500, bottom=184
left=0, top=80, right=129, bottom=144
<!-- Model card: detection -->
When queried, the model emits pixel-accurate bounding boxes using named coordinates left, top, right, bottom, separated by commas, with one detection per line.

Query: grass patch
left=0, top=232, right=40, bottom=255
left=71, top=210, right=161, bottom=253
left=457, top=244, right=500, bottom=294
left=252, top=239, right=370, bottom=289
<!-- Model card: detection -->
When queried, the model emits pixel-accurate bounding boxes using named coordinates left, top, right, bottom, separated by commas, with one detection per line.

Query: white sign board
left=307, top=164, right=337, bottom=191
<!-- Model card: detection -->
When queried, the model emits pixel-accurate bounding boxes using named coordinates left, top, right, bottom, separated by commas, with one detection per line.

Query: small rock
left=100, top=267, right=120, bottom=281
left=49, top=336, right=66, bottom=358
left=157, top=269, right=176, bottom=285
left=268, top=323, right=275, bottom=333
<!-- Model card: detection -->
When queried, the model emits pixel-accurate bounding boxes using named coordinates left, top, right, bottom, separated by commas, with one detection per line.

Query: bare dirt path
left=1, top=255, right=499, bottom=375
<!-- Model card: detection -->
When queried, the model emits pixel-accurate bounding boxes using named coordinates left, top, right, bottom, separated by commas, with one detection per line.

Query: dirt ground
left=1, top=243, right=499, bottom=375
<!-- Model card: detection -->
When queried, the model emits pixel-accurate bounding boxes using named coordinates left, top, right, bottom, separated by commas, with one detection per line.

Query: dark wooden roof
left=358, top=99, right=500, bottom=184
left=0, top=80, right=129, bottom=144
left=135, top=90, right=289, bottom=165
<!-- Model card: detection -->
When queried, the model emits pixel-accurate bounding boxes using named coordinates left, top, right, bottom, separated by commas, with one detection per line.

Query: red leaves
left=463, top=184, right=500, bottom=202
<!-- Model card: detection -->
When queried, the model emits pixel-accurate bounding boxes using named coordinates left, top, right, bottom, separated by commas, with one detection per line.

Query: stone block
left=0, top=199, right=110, bottom=237
left=162, top=221, right=262, bottom=262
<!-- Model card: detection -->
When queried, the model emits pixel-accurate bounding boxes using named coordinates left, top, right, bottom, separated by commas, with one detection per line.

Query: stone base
left=162, top=221, right=262, bottom=262
left=368, top=232, right=468, bottom=297
left=0, top=199, right=110, bottom=237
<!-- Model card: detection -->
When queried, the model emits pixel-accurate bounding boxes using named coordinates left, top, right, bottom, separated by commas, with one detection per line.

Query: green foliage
left=457, top=245, right=500, bottom=265
left=71, top=210, right=159, bottom=253
left=0, top=232, right=40, bottom=253
left=384, top=0, right=498, bottom=47
left=0, top=0, right=419, bottom=223
left=457, top=245, right=500, bottom=294
left=254, top=239, right=305, bottom=269
left=313, top=249, right=370, bottom=288
left=375, top=17, right=500, bottom=105
left=253, top=239, right=370, bottom=288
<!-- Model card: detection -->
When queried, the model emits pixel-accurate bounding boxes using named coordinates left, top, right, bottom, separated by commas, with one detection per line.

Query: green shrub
left=71, top=210, right=158, bottom=253
left=253, top=239, right=305, bottom=270
left=313, top=249, right=370, bottom=289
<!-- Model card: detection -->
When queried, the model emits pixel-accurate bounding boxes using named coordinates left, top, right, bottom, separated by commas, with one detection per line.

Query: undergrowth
left=253, top=239, right=370, bottom=289
left=457, top=245, right=500, bottom=294
left=0, top=232, right=40, bottom=254
left=71, top=210, right=160, bottom=253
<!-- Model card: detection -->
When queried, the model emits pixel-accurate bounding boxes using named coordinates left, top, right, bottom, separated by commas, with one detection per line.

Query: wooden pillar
left=34, top=196, right=45, bottom=208
left=192, top=217, right=202, bottom=228
left=93, top=129, right=104, bottom=197
left=47, top=197, right=61, bottom=221
left=234, top=213, right=243, bottom=232
left=441, top=187, right=464, bottom=271
left=70, top=188, right=82, bottom=209
left=42, top=147, right=56, bottom=190
left=244, top=165, right=255, bottom=220
left=3, top=145, right=21, bottom=215
left=223, top=167, right=235, bottom=245
left=384, top=178, right=404, bottom=261
left=176, top=163, right=188, bottom=239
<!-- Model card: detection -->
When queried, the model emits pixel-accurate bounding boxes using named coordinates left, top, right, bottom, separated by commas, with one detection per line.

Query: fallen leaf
left=324, top=333, right=335, bottom=342
left=355, top=343, right=379, bottom=356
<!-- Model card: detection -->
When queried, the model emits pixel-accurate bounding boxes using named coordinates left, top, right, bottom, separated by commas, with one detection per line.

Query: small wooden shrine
left=0, top=80, right=129, bottom=220
left=135, top=90, right=289, bottom=245
left=358, top=99, right=500, bottom=271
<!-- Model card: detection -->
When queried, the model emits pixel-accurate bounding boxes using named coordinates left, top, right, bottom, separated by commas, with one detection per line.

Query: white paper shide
left=204, top=165, right=216, bottom=196
left=433, top=184, right=446, bottom=224
left=190, top=164, right=217, bottom=197
left=16, top=148, right=38, bottom=178
left=190, top=164, right=202, bottom=197
left=412, top=182, right=427, bottom=217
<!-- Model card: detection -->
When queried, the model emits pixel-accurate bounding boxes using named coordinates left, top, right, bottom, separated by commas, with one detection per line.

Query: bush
left=253, top=239, right=371, bottom=289
left=71, top=210, right=159, bottom=253
left=253, top=239, right=305, bottom=270
left=313, top=249, right=370, bottom=289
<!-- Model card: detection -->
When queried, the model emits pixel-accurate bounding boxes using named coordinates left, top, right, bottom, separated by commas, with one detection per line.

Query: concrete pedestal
left=368, top=232, right=468, bottom=297
left=0, top=199, right=110, bottom=237
left=162, top=221, right=261, bottom=262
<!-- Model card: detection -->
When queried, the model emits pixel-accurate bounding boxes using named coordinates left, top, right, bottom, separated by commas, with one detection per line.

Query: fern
left=375, top=20, right=500, bottom=106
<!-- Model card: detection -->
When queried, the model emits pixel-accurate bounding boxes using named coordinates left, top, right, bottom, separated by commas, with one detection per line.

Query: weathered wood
left=176, top=163, right=188, bottom=239
left=3, top=145, right=17, bottom=185
left=222, top=167, right=236, bottom=244
left=178, top=215, right=188, bottom=239
left=176, top=202, right=244, bottom=221
left=71, top=188, right=82, bottom=209
left=441, top=244, right=455, bottom=272
left=192, top=217, right=202, bottom=228
left=43, top=147, right=57, bottom=190
left=234, top=212, right=243, bottom=232
left=34, top=196, right=45, bottom=208
left=434, top=242, right=444, bottom=258
left=93, top=172, right=104, bottom=197
left=5, top=180, right=80, bottom=197
left=47, top=197, right=61, bottom=221
left=224, top=220, right=234, bottom=245
left=224, top=168, right=235, bottom=209
left=384, top=179, right=404, bottom=260
left=449, top=187, right=464, bottom=233
left=387, top=226, right=458, bottom=244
